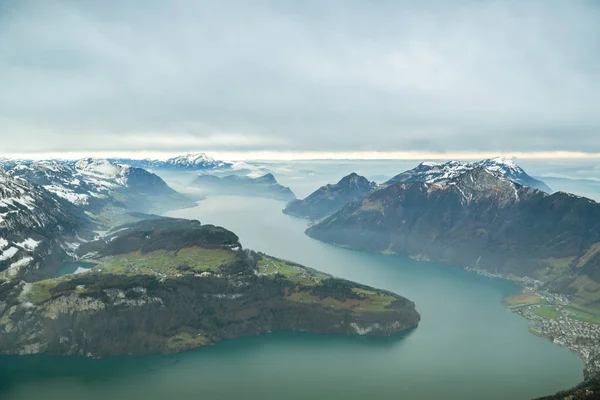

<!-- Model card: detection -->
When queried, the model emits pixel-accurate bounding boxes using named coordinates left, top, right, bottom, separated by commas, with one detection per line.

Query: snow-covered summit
left=167, top=153, right=215, bottom=166
left=110, top=153, right=232, bottom=171
left=384, top=157, right=552, bottom=193
left=74, top=158, right=130, bottom=179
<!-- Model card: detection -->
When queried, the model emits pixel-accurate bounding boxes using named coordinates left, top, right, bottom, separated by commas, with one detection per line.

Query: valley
left=1, top=155, right=598, bottom=399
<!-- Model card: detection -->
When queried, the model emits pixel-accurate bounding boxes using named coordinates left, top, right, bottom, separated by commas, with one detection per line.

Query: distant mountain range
left=283, top=158, right=553, bottom=222
left=7, top=158, right=195, bottom=218
left=192, top=173, right=296, bottom=202
left=283, top=173, right=376, bottom=220
left=538, top=176, right=600, bottom=203
left=0, top=158, right=197, bottom=279
left=307, top=166, right=600, bottom=307
left=110, top=153, right=232, bottom=171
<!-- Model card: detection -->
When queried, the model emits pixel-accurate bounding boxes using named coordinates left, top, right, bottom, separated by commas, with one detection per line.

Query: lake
left=0, top=195, right=583, bottom=400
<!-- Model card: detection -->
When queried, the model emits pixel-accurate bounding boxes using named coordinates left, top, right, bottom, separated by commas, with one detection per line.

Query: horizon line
left=2, top=150, right=600, bottom=162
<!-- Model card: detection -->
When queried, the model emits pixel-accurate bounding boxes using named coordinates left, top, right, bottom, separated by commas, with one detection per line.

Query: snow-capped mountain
left=0, top=168, right=90, bottom=280
left=110, top=153, right=232, bottom=171
left=307, top=166, right=600, bottom=306
left=383, top=157, right=552, bottom=193
left=7, top=159, right=195, bottom=218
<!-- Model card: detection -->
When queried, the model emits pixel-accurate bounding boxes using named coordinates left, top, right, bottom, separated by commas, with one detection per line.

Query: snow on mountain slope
left=0, top=168, right=89, bottom=279
left=383, top=157, right=552, bottom=193
left=7, top=159, right=195, bottom=217
left=110, top=153, right=232, bottom=171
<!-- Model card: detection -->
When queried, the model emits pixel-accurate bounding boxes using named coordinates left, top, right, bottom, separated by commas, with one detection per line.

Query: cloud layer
left=1, top=0, right=599, bottom=154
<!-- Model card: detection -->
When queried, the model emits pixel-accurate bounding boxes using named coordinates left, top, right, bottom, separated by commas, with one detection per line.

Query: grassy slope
left=531, top=306, right=561, bottom=320
left=23, top=249, right=402, bottom=318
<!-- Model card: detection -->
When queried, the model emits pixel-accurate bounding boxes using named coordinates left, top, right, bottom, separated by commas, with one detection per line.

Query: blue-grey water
left=0, top=195, right=583, bottom=400
left=55, top=262, right=96, bottom=277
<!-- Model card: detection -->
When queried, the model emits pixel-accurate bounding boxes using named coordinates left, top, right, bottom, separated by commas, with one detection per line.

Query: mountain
left=383, top=157, right=553, bottom=193
left=0, top=168, right=92, bottom=280
left=192, top=173, right=296, bottom=201
left=0, top=217, right=419, bottom=357
left=538, top=176, right=600, bottom=202
left=7, top=159, right=195, bottom=221
left=307, top=167, right=600, bottom=308
left=110, top=153, right=232, bottom=171
left=283, top=173, right=376, bottom=220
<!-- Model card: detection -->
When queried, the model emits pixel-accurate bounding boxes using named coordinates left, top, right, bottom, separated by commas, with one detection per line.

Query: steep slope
left=0, top=168, right=91, bottom=280
left=111, top=153, right=232, bottom=171
left=283, top=173, right=376, bottom=220
left=0, top=217, right=419, bottom=357
left=308, top=167, right=600, bottom=307
left=192, top=173, right=296, bottom=201
left=8, top=159, right=195, bottom=222
left=384, top=157, right=552, bottom=193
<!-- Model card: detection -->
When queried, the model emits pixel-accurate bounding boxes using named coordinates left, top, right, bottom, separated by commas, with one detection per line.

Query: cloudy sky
left=1, top=0, right=599, bottom=158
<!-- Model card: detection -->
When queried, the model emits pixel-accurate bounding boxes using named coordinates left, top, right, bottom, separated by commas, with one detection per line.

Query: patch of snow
left=8, top=257, right=33, bottom=276
left=15, top=238, right=40, bottom=251
left=0, top=246, right=19, bottom=261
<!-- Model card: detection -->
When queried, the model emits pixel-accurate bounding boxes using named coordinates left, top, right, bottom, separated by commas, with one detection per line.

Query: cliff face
left=307, top=168, right=600, bottom=306
left=283, top=173, right=376, bottom=220
left=0, top=218, right=419, bottom=357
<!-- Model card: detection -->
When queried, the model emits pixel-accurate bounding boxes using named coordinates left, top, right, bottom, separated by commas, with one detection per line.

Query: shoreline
left=466, top=266, right=600, bottom=379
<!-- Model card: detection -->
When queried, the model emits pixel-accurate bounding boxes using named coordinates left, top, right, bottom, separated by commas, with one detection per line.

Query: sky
left=1, top=0, right=600, bottom=159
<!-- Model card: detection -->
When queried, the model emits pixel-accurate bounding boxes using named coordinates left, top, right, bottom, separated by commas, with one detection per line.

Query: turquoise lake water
left=0, top=195, right=583, bottom=400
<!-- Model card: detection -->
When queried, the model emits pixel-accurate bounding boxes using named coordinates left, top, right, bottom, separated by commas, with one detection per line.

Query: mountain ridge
left=192, top=173, right=296, bottom=201
left=110, top=153, right=232, bottom=171
left=383, top=157, right=552, bottom=193
left=283, top=172, right=376, bottom=220
left=7, top=159, right=195, bottom=220
left=307, top=167, right=600, bottom=308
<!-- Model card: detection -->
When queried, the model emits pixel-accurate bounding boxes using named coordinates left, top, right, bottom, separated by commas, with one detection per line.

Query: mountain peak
left=168, top=153, right=215, bottom=165
left=109, top=153, right=232, bottom=171
left=485, top=156, right=517, bottom=167
left=418, top=161, right=441, bottom=167
left=74, top=158, right=128, bottom=179
left=283, top=172, right=376, bottom=220
left=338, top=172, right=374, bottom=189
left=256, top=173, right=277, bottom=184
left=384, top=157, right=551, bottom=193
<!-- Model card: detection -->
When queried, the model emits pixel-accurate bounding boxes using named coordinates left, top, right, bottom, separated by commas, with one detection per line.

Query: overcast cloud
left=1, top=0, right=599, bottom=156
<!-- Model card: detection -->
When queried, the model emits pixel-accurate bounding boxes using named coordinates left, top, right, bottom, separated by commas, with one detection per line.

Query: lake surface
left=55, top=262, right=96, bottom=277
left=0, top=196, right=583, bottom=400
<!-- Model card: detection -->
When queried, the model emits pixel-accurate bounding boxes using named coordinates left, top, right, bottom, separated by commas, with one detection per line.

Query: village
left=509, top=288, right=600, bottom=377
